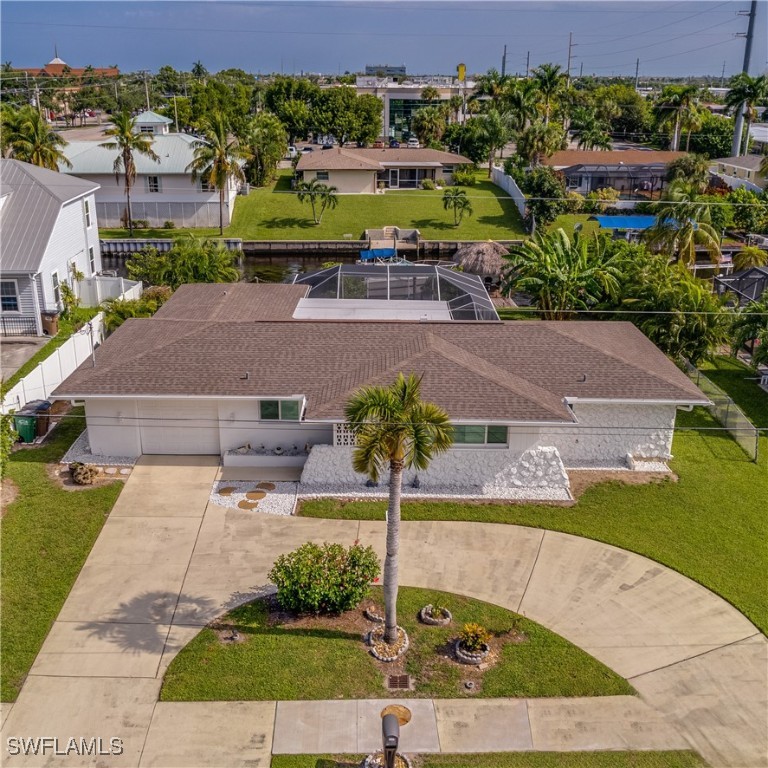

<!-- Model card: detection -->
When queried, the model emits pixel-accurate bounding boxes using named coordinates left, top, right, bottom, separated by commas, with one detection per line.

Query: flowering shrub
left=268, top=542, right=380, bottom=615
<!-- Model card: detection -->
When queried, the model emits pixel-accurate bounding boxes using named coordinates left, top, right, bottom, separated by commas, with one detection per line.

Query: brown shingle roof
left=153, top=283, right=309, bottom=322
left=53, top=318, right=708, bottom=421
left=296, top=147, right=472, bottom=172
left=544, top=150, right=686, bottom=168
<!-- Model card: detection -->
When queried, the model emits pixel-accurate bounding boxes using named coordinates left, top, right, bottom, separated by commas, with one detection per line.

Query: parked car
left=321, top=143, right=334, bottom=150
left=301, top=146, right=314, bottom=153
left=389, top=139, right=401, bottom=148
left=287, top=146, right=298, bottom=159
left=372, top=140, right=386, bottom=148
left=407, top=137, right=420, bottom=148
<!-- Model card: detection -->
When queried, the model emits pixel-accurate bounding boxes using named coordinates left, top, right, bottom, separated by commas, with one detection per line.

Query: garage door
left=138, top=401, right=220, bottom=455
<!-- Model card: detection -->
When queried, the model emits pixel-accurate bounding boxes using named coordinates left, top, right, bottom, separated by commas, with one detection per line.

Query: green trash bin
left=13, top=413, right=37, bottom=444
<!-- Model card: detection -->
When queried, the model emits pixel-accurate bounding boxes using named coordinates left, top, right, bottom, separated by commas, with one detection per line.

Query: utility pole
left=526, top=50, right=530, bottom=77
left=173, top=94, right=179, bottom=133
left=501, top=45, right=507, bottom=78
left=579, top=61, right=583, bottom=78
left=720, top=60, right=726, bottom=87
left=732, top=0, right=757, bottom=156
left=566, top=32, right=576, bottom=84
left=634, top=58, right=640, bottom=91
left=142, top=70, right=151, bottom=111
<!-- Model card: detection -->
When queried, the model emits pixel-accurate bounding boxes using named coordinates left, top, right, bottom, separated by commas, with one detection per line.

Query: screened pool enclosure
left=292, top=264, right=499, bottom=321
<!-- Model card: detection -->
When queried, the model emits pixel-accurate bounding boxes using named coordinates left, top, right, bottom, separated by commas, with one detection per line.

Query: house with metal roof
left=296, top=147, right=473, bottom=193
left=0, top=159, right=101, bottom=336
left=133, top=110, right=174, bottom=135
left=52, top=282, right=708, bottom=492
left=60, top=134, right=241, bottom=228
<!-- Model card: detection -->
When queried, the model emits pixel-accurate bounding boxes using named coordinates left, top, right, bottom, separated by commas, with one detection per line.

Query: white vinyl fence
left=491, top=165, right=527, bottom=218
left=1, top=314, right=104, bottom=414
left=77, top=276, right=142, bottom=307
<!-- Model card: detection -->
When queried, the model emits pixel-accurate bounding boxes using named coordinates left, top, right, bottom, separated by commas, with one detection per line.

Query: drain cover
left=387, top=674, right=410, bottom=690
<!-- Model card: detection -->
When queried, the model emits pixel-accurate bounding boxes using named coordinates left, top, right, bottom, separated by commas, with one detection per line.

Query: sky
left=1, top=0, right=766, bottom=79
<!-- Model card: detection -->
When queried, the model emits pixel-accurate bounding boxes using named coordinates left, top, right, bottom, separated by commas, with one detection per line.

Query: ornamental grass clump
left=268, top=541, right=380, bottom=615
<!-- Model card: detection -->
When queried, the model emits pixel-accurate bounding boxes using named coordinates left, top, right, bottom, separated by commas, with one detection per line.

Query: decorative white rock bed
left=61, top=429, right=138, bottom=468
left=209, top=481, right=299, bottom=516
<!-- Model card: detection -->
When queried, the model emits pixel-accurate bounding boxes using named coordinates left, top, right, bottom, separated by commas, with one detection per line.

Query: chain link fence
left=683, top=361, right=760, bottom=462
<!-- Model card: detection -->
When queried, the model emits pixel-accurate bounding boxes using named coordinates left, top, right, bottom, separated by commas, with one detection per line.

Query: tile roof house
left=60, top=134, right=240, bottom=228
left=543, top=150, right=686, bottom=197
left=52, top=283, right=708, bottom=489
left=0, top=159, right=102, bottom=336
left=296, top=147, right=473, bottom=192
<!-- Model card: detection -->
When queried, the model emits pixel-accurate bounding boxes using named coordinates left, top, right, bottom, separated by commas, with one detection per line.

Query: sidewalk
left=1, top=458, right=765, bottom=767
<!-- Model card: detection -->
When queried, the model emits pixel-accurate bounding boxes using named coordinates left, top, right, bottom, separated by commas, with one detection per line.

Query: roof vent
left=419, top=314, right=429, bottom=322
left=240, top=372, right=250, bottom=380
left=577, top=373, right=587, bottom=383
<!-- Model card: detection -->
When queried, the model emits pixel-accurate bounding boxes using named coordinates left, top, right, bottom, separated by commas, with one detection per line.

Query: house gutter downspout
left=29, top=273, right=43, bottom=336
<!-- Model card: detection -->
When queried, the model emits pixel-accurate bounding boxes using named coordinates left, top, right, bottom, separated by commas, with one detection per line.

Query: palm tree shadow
left=410, top=218, right=455, bottom=231
left=261, top=216, right=315, bottom=230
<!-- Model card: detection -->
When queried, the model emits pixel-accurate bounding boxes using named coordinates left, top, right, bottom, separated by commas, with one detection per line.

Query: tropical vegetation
left=296, top=178, right=339, bottom=225
left=1, top=105, right=71, bottom=170
left=344, top=373, right=453, bottom=645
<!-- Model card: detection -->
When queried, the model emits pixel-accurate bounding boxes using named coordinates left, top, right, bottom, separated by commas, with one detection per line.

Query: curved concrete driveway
left=2, top=460, right=765, bottom=767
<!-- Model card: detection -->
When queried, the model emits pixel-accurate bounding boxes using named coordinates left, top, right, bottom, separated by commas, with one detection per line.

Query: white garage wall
left=85, top=398, right=141, bottom=457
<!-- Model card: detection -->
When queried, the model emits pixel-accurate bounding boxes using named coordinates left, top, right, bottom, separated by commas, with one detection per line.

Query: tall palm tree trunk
left=384, top=459, right=403, bottom=644
left=219, top=186, right=225, bottom=235
left=742, top=113, right=752, bottom=156
left=126, top=181, right=133, bottom=237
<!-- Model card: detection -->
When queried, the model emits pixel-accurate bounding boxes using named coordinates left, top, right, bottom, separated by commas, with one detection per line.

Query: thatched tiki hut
left=452, top=240, right=509, bottom=280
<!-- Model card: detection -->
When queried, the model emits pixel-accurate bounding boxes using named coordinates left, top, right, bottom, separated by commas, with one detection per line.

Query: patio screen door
left=389, top=169, right=399, bottom=188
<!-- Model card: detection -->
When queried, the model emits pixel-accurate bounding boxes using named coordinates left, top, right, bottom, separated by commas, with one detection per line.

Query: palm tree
left=481, top=108, right=510, bottom=176
left=4, top=105, right=72, bottom=171
left=100, top=111, right=159, bottom=236
left=296, top=178, right=338, bottom=224
left=680, top=104, right=705, bottom=152
left=471, top=68, right=509, bottom=110
left=241, top=112, right=288, bottom=186
left=725, top=73, right=768, bottom=156
left=503, top=78, right=539, bottom=133
left=733, top=245, right=768, bottom=272
left=191, top=60, right=208, bottom=81
left=531, top=63, right=566, bottom=125
left=645, top=181, right=721, bottom=267
left=442, top=187, right=473, bottom=226
left=654, top=85, right=699, bottom=151
left=187, top=112, right=245, bottom=235
left=421, top=86, right=441, bottom=103
left=570, top=107, right=611, bottom=151
left=345, top=373, right=453, bottom=645
left=503, top=229, right=622, bottom=320
left=515, top=120, right=565, bottom=167
left=731, top=297, right=768, bottom=367
left=411, top=106, right=446, bottom=147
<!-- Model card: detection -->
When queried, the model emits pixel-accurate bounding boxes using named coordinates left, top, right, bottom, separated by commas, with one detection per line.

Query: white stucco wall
left=85, top=398, right=142, bottom=457
left=303, top=169, right=377, bottom=194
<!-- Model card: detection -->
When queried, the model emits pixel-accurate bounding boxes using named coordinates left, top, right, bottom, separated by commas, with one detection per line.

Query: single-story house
left=296, top=147, right=473, bottom=193
left=0, top=159, right=102, bottom=336
left=60, top=134, right=240, bottom=228
left=52, top=282, right=708, bottom=484
left=710, top=155, right=766, bottom=192
left=543, top=150, right=686, bottom=196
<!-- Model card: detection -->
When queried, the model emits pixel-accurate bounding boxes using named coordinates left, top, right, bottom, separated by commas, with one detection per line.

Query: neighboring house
left=0, top=159, right=101, bottom=336
left=60, top=134, right=240, bottom=228
left=543, top=150, right=686, bottom=196
left=749, top=123, right=768, bottom=154
left=714, top=266, right=768, bottom=306
left=132, top=110, right=173, bottom=135
left=52, top=282, right=708, bottom=486
left=710, top=155, right=766, bottom=192
left=296, top=147, right=473, bottom=192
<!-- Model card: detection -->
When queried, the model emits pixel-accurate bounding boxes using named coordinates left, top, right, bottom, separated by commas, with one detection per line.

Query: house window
left=84, top=199, right=91, bottom=228
left=453, top=424, right=508, bottom=446
left=200, top=180, right=215, bottom=192
left=51, top=272, right=61, bottom=307
left=0, top=280, right=19, bottom=312
left=146, top=176, right=161, bottom=193
left=316, top=171, right=329, bottom=181
left=259, top=399, right=301, bottom=421
left=88, top=246, right=96, bottom=275
left=140, top=126, right=154, bottom=134
left=443, top=165, right=454, bottom=174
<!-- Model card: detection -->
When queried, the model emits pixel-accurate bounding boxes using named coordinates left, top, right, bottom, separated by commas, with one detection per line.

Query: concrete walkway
left=1, top=459, right=765, bottom=767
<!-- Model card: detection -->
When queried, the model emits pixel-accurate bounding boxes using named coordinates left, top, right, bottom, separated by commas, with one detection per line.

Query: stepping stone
left=105, top=468, right=117, bottom=475
left=218, top=487, right=237, bottom=496
left=256, top=482, right=276, bottom=491
left=246, top=491, right=267, bottom=501
left=237, top=500, right=259, bottom=510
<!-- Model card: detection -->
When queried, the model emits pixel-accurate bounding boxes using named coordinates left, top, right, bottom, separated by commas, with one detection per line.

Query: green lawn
left=548, top=214, right=601, bottom=237
left=160, top=586, right=631, bottom=702
left=0, top=411, right=123, bottom=701
left=99, top=171, right=527, bottom=242
left=271, top=752, right=707, bottom=768
left=300, top=366, right=768, bottom=635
